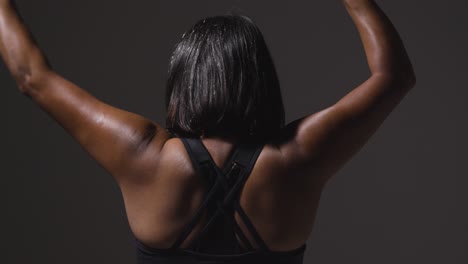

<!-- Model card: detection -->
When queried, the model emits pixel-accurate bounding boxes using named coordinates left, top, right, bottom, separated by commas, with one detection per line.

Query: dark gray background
left=1, top=0, right=466, bottom=263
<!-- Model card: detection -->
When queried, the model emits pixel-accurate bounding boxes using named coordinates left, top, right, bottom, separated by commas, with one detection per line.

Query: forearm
left=0, top=0, right=50, bottom=90
left=343, top=0, right=415, bottom=81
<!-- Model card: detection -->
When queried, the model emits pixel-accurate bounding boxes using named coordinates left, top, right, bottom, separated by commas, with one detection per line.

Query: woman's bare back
left=121, top=131, right=324, bottom=252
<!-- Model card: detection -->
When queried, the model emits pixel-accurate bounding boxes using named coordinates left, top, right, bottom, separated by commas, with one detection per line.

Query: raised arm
left=282, top=0, right=416, bottom=187
left=0, top=1, right=170, bottom=184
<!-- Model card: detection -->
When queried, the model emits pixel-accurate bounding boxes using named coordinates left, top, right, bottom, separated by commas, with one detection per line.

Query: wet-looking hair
left=165, top=13, right=285, bottom=141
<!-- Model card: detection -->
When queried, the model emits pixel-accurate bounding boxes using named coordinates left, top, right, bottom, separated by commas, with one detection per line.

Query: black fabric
left=133, top=135, right=307, bottom=264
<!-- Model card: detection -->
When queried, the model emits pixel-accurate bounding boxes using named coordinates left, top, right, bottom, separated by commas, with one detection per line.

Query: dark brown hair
left=165, top=13, right=285, bottom=141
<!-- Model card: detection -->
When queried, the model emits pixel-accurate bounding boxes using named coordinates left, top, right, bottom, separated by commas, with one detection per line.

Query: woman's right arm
left=282, top=0, right=416, bottom=187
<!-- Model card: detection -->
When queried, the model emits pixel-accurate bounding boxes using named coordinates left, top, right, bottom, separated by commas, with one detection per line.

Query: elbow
left=14, top=66, right=50, bottom=97
left=401, top=68, right=417, bottom=89
left=375, top=67, right=417, bottom=89
left=408, top=70, right=417, bottom=88
left=398, top=60, right=417, bottom=88
left=401, top=62, right=417, bottom=88
left=13, top=52, right=52, bottom=96
left=14, top=67, right=32, bottom=95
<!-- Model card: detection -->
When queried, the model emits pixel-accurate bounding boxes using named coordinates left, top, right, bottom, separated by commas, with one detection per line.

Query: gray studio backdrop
left=1, top=0, right=466, bottom=263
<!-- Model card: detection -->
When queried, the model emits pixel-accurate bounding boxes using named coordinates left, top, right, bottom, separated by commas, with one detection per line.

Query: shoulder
left=263, top=116, right=335, bottom=189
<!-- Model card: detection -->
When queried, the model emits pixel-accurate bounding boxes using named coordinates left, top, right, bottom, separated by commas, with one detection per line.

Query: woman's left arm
left=0, top=1, right=169, bottom=184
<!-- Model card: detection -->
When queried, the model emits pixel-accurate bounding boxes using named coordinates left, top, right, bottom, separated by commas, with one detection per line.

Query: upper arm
left=282, top=73, right=416, bottom=186
left=22, top=69, right=170, bottom=183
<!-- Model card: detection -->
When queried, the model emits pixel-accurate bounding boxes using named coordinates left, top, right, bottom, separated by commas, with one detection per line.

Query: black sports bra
left=132, top=135, right=307, bottom=264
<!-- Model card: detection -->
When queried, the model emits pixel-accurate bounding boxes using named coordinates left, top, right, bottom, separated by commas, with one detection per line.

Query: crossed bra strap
left=169, top=136, right=270, bottom=253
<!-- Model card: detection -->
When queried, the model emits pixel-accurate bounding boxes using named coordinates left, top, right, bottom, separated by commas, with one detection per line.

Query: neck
left=201, top=133, right=242, bottom=142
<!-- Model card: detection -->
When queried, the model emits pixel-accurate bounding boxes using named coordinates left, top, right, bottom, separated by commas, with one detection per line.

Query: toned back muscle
left=120, top=131, right=324, bottom=252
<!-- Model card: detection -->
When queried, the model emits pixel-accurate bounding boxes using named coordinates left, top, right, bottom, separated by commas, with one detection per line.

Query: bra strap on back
left=171, top=137, right=269, bottom=252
